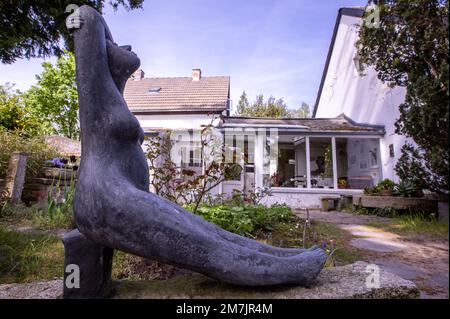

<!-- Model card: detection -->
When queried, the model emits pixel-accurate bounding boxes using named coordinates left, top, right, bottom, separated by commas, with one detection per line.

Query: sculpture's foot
left=63, top=229, right=114, bottom=299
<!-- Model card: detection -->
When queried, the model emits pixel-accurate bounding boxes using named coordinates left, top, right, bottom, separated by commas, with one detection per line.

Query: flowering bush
left=0, top=129, right=58, bottom=179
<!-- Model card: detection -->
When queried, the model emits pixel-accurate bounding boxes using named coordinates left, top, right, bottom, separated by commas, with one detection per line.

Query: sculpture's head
left=106, top=39, right=141, bottom=92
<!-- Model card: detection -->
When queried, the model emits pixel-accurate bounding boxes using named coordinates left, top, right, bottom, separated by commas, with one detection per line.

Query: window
left=335, top=138, right=382, bottom=189
left=257, top=134, right=382, bottom=190
left=309, top=137, right=334, bottom=189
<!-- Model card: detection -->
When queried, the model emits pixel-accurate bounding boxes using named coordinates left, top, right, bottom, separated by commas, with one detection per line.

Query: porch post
left=254, top=129, right=264, bottom=188
left=305, top=136, right=311, bottom=188
left=331, top=137, right=338, bottom=189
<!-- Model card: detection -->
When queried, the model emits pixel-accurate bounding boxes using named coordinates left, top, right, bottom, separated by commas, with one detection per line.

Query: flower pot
left=380, top=189, right=393, bottom=196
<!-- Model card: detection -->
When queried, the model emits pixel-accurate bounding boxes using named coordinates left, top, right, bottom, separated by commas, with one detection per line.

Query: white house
left=123, top=7, right=408, bottom=209
left=313, top=7, right=409, bottom=183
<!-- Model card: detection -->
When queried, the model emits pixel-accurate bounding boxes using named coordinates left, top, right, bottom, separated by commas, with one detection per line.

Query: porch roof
left=218, top=114, right=385, bottom=135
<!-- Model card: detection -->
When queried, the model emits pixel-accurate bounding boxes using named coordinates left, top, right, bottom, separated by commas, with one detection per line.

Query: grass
left=260, top=218, right=360, bottom=267
left=0, top=225, right=64, bottom=284
left=368, top=213, right=449, bottom=240
left=0, top=201, right=75, bottom=230
left=0, top=175, right=76, bottom=230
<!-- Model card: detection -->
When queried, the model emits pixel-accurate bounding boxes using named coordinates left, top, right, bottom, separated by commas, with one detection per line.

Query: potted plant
left=363, top=186, right=378, bottom=195
left=269, top=172, right=280, bottom=187
left=338, top=177, right=348, bottom=189
left=393, top=180, right=424, bottom=198
left=376, top=179, right=396, bottom=196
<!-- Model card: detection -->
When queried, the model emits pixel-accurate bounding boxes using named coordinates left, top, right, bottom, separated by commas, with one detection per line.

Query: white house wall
left=315, top=14, right=410, bottom=183
left=135, top=113, right=217, bottom=131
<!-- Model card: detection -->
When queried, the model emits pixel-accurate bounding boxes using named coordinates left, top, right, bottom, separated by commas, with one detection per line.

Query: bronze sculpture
left=64, top=5, right=326, bottom=298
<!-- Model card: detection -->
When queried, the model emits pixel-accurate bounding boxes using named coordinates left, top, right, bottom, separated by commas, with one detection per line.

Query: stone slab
left=353, top=195, right=437, bottom=211
left=0, top=262, right=419, bottom=299
left=0, top=280, right=62, bottom=299
left=113, top=261, right=419, bottom=299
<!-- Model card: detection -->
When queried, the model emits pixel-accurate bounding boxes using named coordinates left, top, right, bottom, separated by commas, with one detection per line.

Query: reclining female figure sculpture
left=66, top=5, right=326, bottom=297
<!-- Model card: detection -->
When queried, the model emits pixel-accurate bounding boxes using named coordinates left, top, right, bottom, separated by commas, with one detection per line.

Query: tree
left=235, top=91, right=311, bottom=119
left=0, top=83, right=48, bottom=136
left=24, top=52, right=80, bottom=139
left=236, top=91, right=250, bottom=116
left=235, top=92, right=291, bottom=118
left=0, top=0, right=144, bottom=64
left=290, top=102, right=310, bottom=118
left=357, top=0, right=449, bottom=192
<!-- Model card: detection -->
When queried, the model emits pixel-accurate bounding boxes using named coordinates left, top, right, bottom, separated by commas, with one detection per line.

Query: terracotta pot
left=380, top=189, right=393, bottom=196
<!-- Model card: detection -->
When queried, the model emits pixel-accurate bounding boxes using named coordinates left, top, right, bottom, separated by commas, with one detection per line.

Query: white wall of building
left=315, top=14, right=410, bottom=183
left=135, top=113, right=219, bottom=131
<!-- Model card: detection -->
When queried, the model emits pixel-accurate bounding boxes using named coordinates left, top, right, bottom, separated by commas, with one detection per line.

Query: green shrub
left=186, top=203, right=294, bottom=237
left=363, top=179, right=397, bottom=195
left=0, top=129, right=58, bottom=179
left=393, top=180, right=416, bottom=197
left=376, top=179, right=397, bottom=191
left=363, top=186, right=379, bottom=195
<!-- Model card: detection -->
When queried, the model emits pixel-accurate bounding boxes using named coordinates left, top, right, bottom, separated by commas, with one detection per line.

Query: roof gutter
left=220, top=123, right=310, bottom=129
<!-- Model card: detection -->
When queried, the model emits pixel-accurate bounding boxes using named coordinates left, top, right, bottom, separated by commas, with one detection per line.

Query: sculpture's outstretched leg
left=76, top=181, right=327, bottom=287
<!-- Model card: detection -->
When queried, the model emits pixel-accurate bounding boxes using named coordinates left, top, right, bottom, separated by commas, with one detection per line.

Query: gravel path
left=296, top=210, right=449, bottom=299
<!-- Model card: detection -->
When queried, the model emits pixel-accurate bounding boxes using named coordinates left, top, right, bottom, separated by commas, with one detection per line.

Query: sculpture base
left=63, top=229, right=114, bottom=299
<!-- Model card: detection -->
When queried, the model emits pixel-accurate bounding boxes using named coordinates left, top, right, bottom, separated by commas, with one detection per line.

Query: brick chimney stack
left=131, top=69, right=145, bottom=81
left=192, top=69, right=201, bottom=81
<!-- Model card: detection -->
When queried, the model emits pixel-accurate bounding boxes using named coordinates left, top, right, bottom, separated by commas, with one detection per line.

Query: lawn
left=368, top=214, right=449, bottom=241
left=0, top=226, right=64, bottom=284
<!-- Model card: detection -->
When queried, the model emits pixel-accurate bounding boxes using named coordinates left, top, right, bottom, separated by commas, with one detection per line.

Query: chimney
left=131, top=69, right=145, bottom=81
left=192, top=68, right=201, bottom=81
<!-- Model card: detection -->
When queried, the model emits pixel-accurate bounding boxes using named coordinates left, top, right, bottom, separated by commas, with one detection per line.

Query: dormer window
left=148, top=87, right=161, bottom=93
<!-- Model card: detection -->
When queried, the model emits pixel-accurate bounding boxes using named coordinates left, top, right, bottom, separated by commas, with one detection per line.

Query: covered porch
left=218, top=114, right=385, bottom=208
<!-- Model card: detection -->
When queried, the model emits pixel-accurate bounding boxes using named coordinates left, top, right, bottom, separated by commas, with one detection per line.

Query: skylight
left=148, top=87, right=161, bottom=93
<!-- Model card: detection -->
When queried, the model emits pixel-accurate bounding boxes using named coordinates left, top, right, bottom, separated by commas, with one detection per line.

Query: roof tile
left=124, top=76, right=230, bottom=112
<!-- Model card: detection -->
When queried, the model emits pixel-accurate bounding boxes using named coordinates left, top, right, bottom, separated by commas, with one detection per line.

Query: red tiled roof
left=123, top=76, right=230, bottom=112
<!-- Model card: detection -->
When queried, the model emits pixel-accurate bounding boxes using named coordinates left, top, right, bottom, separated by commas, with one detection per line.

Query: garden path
left=295, top=210, right=449, bottom=299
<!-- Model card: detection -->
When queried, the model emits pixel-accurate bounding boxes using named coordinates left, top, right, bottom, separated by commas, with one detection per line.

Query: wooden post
left=4, top=151, right=28, bottom=204
left=305, top=136, right=311, bottom=189
left=331, top=137, right=338, bottom=189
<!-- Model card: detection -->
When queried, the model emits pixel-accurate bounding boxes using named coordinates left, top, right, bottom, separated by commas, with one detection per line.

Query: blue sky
left=0, top=0, right=366, bottom=113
